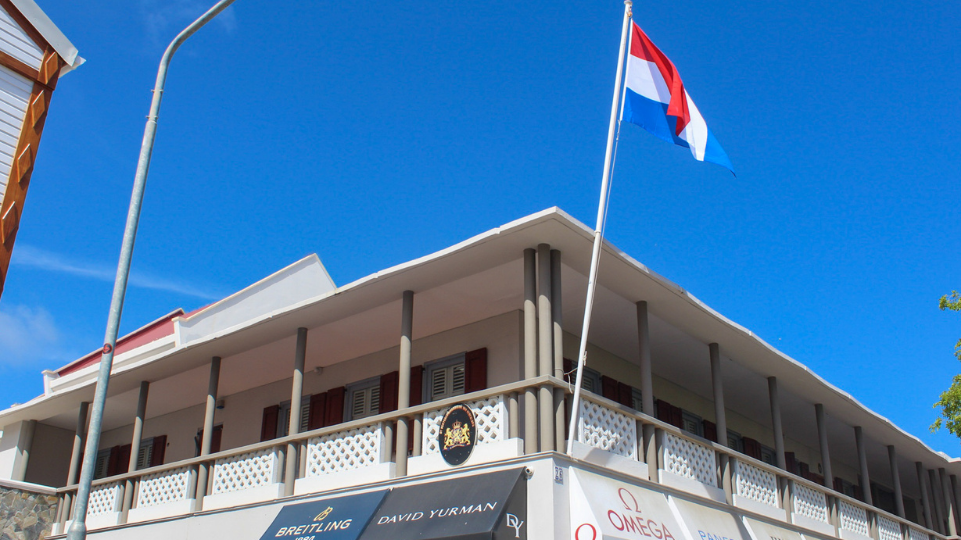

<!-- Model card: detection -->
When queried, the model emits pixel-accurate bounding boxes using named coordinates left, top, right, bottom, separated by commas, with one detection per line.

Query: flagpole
left=566, top=0, right=632, bottom=456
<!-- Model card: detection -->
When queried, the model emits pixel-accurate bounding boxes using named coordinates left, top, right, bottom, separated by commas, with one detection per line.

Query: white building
left=0, top=208, right=957, bottom=540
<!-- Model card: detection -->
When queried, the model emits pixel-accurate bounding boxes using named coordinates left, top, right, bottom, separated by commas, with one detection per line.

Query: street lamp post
left=66, top=1, right=238, bottom=538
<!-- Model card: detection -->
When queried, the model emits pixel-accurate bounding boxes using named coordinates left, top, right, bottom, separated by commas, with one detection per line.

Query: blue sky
left=1, top=1, right=959, bottom=454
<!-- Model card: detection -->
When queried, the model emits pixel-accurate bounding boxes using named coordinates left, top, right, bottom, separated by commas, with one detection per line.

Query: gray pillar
left=122, top=381, right=150, bottom=521
left=855, top=426, right=873, bottom=505
left=952, top=475, right=961, bottom=534
left=523, top=248, right=538, bottom=454
left=768, top=377, right=786, bottom=469
left=61, top=402, right=89, bottom=525
left=889, top=446, right=905, bottom=518
left=815, top=404, right=833, bottom=488
left=508, top=393, right=519, bottom=439
left=941, top=468, right=957, bottom=536
left=930, top=468, right=945, bottom=533
left=710, top=344, right=728, bottom=447
left=551, top=249, right=565, bottom=451
left=637, top=301, right=656, bottom=481
left=195, top=356, right=221, bottom=509
left=919, top=462, right=934, bottom=529
left=396, top=290, right=414, bottom=476
left=537, top=244, right=554, bottom=452
left=11, top=420, right=36, bottom=481
left=284, top=327, right=307, bottom=497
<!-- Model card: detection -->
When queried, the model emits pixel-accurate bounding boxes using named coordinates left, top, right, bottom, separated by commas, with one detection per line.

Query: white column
left=396, top=291, right=414, bottom=476
left=815, top=404, right=833, bottom=488
left=768, top=377, right=786, bottom=469
left=889, top=445, right=905, bottom=518
left=285, top=328, right=308, bottom=496
left=523, top=248, right=537, bottom=454
left=855, top=426, right=872, bottom=505
left=551, top=249, right=565, bottom=452
left=537, top=244, right=554, bottom=452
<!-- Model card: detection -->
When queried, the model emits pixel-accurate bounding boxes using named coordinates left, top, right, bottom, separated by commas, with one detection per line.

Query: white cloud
left=138, top=0, right=238, bottom=47
left=0, top=304, right=65, bottom=366
left=12, top=245, right=223, bottom=300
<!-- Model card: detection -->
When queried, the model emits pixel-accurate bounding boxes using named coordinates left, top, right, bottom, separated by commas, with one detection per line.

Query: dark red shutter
left=601, top=376, right=618, bottom=401
left=669, top=405, right=683, bottom=429
left=380, top=371, right=399, bottom=413
left=854, top=485, right=864, bottom=502
left=798, top=461, right=810, bottom=479
left=702, top=420, right=718, bottom=443
left=211, top=425, right=223, bottom=453
left=656, top=400, right=672, bottom=422
left=325, top=387, right=346, bottom=427
left=410, top=365, right=424, bottom=407
left=464, top=348, right=488, bottom=393
left=106, top=446, right=121, bottom=477
left=785, top=451, right=797, bottom=474
left=308, top=393, right=327, bottom=431
left=617, top=382, right=633, bottom=407
left=150, top=435, right=166, bottom=467
left=260, top=405, right=280, bottom=442
left=743, top=437, right=762, bottom=459
left=833, top=477, right=844, bottom=493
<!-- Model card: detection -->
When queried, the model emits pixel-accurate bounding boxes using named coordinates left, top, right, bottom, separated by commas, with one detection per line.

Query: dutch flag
left=622, top=22, right=734, bottom=173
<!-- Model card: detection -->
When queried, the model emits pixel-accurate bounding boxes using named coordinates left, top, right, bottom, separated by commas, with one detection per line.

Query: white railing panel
left=136, top=466, right=192, bottom=508
left=577, top=399, right=637, bottom=459
left=211, top=447, right=278, bottom=495
left=839, top=499, right=870, bottom=537
left=305, top=422, right=383, bottom=477
left=734, top=459, right=779, bottom=508
left=877, top=515, right=902, bottom=540
left=423, top=395, right=507, bottom=454
left=662, top=432, right=716, bottom=486
left=87, top=482, right=121, bottom=517
left=793, top=482, right=829, bottom=523
left=909, top=527, right=931, bottom=540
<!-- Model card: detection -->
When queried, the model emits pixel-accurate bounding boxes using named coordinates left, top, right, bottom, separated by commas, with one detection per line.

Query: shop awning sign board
left=668, top=497, right=752, bottom=540
left=569, top=468, right=685, bottom=540
left=742, top=517, right=804, bottom=540
left=261, top=489, right=388, bottom=540
left=359, top=467, right=527, bottom=540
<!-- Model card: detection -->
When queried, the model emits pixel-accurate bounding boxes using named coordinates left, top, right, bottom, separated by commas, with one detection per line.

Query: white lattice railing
left=909, top=527, right=932, bottom=540
left=877, top=515, right=902, bottom=540
left=211, top=447, right=279, bottom=495
left=87, top=482, right=121, bottom=517
left=305, top=422, right=383, bottom=477
left=423, top=395, right=507, bottom=454
left=734, top=459, right=779, bottom=508
left=577, top=399, right=637, bottom=459
left=661, top=431, right=716, bottom=486
left=135, top=466, right=192, bottom=508
left=793, top=482, right=830, bottom=523
left=839, top=499, right=870, bottom=537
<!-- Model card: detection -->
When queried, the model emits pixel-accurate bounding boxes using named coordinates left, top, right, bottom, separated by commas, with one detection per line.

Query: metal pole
left=66, top=2, right=237, bottom=538
left=567, top=0, right=633, bottom=456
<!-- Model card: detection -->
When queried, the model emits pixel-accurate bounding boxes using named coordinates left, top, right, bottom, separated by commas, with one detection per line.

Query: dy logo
left=505, top=513, right=524, bottom=538
left=439, top=404, right=476, bottom=466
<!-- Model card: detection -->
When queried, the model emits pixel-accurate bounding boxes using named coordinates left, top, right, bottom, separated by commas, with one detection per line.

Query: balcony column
left=551, top=249, right=565, bottom=451
left=523, top=248, right=537, bottom=454
left=637, top=301, right=656, bottom=480
left=768, top=377, right=786, bottom=469
left=952, top=475, right=961, bottom=533
left=121, top=381, right=150, bottom=522
left=930, top=468, right=946, bottom=534
left=537, top=244, right=554, bottom=452
left=918, top=462, right=934, bottom=530
left=815, top=404, right=834, bottom=488
left=60, top=402, right=89, bottom=526
left=194, top=356, right=221, bottom=511
left=940, top=468, right=957, bottom=536
left=284, top=327, right=308, bottom=497
left=8, top=420, right=36, bottom=481
left=709, top=343, right=731, bottom=503
left=395, top=291, right=414, bottom=476
left=854, top=426, right=873, bottom=505
left=889, top=446, right=905, bottom=518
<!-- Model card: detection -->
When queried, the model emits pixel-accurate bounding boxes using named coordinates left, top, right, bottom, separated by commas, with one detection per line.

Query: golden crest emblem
left=444, top=420, right=472, bottom=450
left=313, top=506, right=333, bottom=521
left=438, top=404, right=476, bottom=466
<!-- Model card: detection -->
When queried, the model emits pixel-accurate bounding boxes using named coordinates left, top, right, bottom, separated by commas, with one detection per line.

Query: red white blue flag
left=622, top=22, right=733, bottom=173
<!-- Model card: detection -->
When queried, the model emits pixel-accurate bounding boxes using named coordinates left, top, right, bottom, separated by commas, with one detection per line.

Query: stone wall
left=0, top=484, right=58, bottom=540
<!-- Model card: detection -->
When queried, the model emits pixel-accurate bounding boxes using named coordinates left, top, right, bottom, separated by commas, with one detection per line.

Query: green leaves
left=932, top=292, right=961, bottom=437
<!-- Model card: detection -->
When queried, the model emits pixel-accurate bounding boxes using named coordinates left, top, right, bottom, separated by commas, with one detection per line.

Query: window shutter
left=150, top=435, right=167, bottom=467
left=106, top=446, right=122, bottom=477
left=785, top=451, right=797, bottom=474
left=464, top=348, right=487, bottom=393
left=702, top=420, right=718, bottom=443
left=261, top=405, right=280, bottom=442
left=617, top=382, right=633, bottom=407
left=325, top=386, right=346, bottom=427
left=833, top=477, right=844, bottom=493
left=308, top=393, right=327, bottom=431
left=379, top=371, right=399, bottom=413
left=601, top=376, right=618, bottom=401
left=670, top=405, right=684, bottom=429
left=211, top=425, right=223, bottom=453
left=656, top=400, right=672, bottom=423
left=743, top=437, right=762, bottom=459
left=410, top=365, right=424, bottom=407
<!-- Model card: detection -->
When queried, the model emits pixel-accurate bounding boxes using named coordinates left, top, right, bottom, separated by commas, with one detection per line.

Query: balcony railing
left=55, top=376, right=949, bottom=540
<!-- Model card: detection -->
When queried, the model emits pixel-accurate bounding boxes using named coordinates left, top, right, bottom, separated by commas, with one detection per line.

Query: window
left=566, top=365, right=602, bottom=394
left=276, top=398, right=312, bottom=437
left=426, top=354, right=467, bottom=402
left=760, top=444, right=777, bottom=466
left=681, top=411, right=703, bottom=437
left=136, top=438, right=154, bottom=470
left=93, top=449, right=110, bottom=480
left=727, top=430, right=744, bottom=453
left=631, top=388, right=644, bottom=412
left=347, top=378, right=381, bottom=421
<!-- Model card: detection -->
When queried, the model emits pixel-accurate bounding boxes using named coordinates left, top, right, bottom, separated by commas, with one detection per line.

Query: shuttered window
left=93, top=450, right=110, bottom=480
left=426, top=355, right=467, bottom=402
left=276, top=398, right=313, bottom=437
left=346, top=378, right=381, bottom=421
left=136, top=441, right=153, bottom=470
